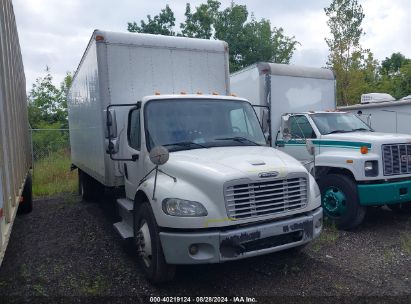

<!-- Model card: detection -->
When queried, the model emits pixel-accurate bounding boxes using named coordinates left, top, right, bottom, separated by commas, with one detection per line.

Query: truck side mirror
left=149, top=146, right=169, bottom=165
left=281, top=116, right=291, bottom=143
left=105, top=109, right=118, bottom=138
left=105, top=138, right=119, bottom=154
left=306, top=139, right=315, bottom=155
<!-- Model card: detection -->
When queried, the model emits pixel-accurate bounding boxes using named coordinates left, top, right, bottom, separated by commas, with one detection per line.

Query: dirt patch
left=0, top=194, right=410, bottom=301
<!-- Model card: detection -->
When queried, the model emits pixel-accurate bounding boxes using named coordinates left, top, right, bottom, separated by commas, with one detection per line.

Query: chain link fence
left=30, top=129, right=77, bottom=196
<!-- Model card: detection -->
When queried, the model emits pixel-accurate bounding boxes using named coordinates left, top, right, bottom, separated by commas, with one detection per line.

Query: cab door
left=278, top=115, right=317, bottom=165
left=123, top=107, right=146, bottom=197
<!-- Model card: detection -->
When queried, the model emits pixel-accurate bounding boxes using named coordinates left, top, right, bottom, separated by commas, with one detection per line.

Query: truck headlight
left=309, top=175, right=321, bottom=198
left=364, top=160, right=378, bottom=177
left=162, top=198, right=208, bottom=217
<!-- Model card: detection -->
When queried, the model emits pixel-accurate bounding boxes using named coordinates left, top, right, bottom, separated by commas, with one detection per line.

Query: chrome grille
left=224, top=177, right=308, bottom=220
left=382, top=144, right=411, bottom=176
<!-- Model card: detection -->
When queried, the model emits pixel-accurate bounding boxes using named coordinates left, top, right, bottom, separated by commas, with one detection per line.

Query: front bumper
left=358, top=179, right=411, bottom=206
left=159, top=207, right=322, bottom=264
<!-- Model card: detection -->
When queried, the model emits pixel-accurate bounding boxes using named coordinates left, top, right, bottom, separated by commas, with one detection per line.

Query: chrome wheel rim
left=137, top=220, right=152, bottom=268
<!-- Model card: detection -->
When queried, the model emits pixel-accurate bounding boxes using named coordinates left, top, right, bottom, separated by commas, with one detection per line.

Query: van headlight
left=162, top=198, right=208, bottom=217
left=364, top=160, right=378, bottom=177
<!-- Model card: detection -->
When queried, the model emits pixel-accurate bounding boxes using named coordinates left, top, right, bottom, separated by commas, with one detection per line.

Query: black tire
left=134, top=202, right=175, bottom=284
left=78, top=170, right=104, bottom=201
left=388, top=202, right=411, bottom=214
left=18, top=173, right=33, bottom=214
left=318, top=174, right=366, bottom=230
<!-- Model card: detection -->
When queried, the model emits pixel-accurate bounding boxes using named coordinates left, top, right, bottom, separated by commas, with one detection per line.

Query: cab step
left=113, top=198, right=134, bottom=240
left=113, top=222, right=133, bottom=240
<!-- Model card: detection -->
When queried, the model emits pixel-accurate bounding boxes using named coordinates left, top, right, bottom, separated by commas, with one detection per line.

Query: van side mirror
left=105, top=109, right=117, bottom=138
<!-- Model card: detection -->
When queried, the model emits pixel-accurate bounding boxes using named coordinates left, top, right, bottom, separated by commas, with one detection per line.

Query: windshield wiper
left=215, top=137, right=261, bottom=146
left=351, top=128, right=372, bottom=132
left=163, top=141, right=208, bottom=149
left=324, top=130, right=351, bottom=135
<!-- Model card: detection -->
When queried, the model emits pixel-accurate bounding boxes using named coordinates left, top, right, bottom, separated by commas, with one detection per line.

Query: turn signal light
left=360, top=146, right=369, bottom=154
left=196, top=91, right=203, bottom=95
left=155, top=92, right=161, bottom=95
left=95, top=35, right=105, bottom=41
left=230, top=93, right=237, bottom=97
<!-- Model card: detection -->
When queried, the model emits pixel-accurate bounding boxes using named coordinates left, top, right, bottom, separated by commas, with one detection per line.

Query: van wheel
left=318, top=174, right=366, bottom=230
left=388, top=202, right=411, bottom=214
left=78, top=170, right=104, bottom=201
left=18, top=174, right=33, bottom=214
left=134, top=202, right=175, bottom=284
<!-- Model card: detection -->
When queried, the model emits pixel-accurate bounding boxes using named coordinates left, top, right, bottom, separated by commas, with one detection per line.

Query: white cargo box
left=230, top=62, right=336, bottom=135
left=68, top=30, right=230, bottom=187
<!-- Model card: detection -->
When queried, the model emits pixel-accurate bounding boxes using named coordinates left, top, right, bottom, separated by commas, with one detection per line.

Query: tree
left=28, top=68, right=72, bottom=129
left=127, top=1, right=298, bottom=72
left=127, top=5, right=176, bottom=36
left=380, top=52, right=410, bottom=76
left=325, top=0, right=365, bottom=105
left=180, top=0, right=220, bottom=39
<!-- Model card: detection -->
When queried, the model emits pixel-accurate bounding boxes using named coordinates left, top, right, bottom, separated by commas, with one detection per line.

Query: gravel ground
left=0, top=193, right=410, bottom=302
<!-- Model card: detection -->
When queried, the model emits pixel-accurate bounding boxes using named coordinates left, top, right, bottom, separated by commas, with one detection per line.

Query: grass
left=311, top=220, right=340, bottom=252
left=400, top=232, right=411, bottom=254
left=32, top=149, right=77, bottom=197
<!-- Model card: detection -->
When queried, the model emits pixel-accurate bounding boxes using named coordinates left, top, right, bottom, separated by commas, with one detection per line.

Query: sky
left=12, top=0, right=411, bottom=91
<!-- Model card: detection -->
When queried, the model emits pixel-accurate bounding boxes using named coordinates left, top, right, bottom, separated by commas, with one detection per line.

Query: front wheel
left=318, top=174, right=366, bottom=230
left=134, top=202, right=175, bottom=284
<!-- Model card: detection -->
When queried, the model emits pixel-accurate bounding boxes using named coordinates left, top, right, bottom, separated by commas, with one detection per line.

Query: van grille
left=382, top=144, right=411, bottom=176
left=224, top=177, right=308, bottom=220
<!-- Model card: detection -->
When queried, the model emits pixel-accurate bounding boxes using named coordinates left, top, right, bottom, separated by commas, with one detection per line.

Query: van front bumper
left=159, top=207, right=322, bottom=264
left=358, top=179, right=411, bottom=206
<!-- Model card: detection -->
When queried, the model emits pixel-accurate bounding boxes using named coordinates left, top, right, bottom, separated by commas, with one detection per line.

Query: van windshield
left=144, top=99, right=266, bottom=151
left=310, top=113, right=373, bottom=135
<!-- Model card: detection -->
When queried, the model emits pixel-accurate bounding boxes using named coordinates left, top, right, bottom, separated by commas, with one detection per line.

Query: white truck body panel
left=339, top=99, right=411, bottom=134
left=230, top=63, right=336, bottom=132
left=68, top=30, right=230, bottom=187
left=0, top=0, right=32, bottom=266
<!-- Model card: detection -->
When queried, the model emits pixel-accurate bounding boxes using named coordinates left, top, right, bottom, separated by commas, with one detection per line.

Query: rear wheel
left=134, top=202, right=175, bottom=284
left=318, top=174, right=366, bottom=230
left=18, top=173, right=33, bottom=214
left=78, top=170, right=104, bottom=201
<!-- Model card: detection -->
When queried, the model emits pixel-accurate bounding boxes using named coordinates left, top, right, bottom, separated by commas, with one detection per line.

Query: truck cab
left=107, top=94, right=323, bottom=282
left=276, top=110, right=411, bottom=229
left=230, top=62, right=411, bottom=230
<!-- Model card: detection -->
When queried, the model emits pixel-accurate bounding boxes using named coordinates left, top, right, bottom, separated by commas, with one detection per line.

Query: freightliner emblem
left=258, top=171, right=279, bottom=178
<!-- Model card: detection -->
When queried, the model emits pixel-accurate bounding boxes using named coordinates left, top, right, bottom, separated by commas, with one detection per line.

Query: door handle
left=124, top=163, right=128, bottom=179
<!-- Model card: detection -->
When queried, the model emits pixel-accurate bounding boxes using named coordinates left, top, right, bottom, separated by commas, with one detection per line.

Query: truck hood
left=163, top=146, right=306, bottom=182
left=321, top=132, right=411, bottom=145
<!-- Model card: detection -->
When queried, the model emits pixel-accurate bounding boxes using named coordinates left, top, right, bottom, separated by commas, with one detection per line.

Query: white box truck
left=231, top=62, right=411, bottom=230
left=68, top=31, right=322, bottom=283
left=340, top=93, right=411, bottom=134
left=0, top=0, right=33, bottom=266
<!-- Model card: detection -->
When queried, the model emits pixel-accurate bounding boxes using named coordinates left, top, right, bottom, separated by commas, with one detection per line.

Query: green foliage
left=325, top=0, right=366, bottom=105
left=28, top=68, right=72, bottom=129
left=127, top=1, right=298, bottom=72
left=127, top=5, right=176, bottom=36
left=32, top=149, right=77, bottom=197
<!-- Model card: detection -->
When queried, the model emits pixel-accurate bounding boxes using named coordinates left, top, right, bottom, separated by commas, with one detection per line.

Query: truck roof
left=93, top=30, right=228, bottom=52
left=141, top=94, right=248, bottom=103
left=288, top=111, right=348, bottom=115
left=231, top=62, right=335, bottom=80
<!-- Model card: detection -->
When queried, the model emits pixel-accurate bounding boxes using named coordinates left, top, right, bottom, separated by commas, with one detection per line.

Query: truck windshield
left=310, top=113, right=373, bottom=135
left=144, top=99, right=266, bottom=151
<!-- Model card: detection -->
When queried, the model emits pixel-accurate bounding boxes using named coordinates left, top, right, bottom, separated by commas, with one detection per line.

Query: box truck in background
left=340, top=93, right=411, bottom=134
left=68, top=31, right=322, bottom=283
left=0, top=0, right=33, bottom=266
left=231, top=62, right=411, bottom=230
